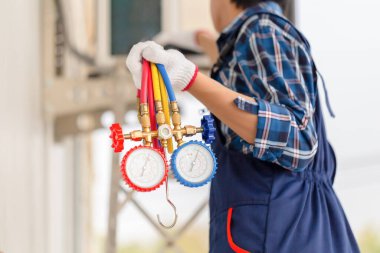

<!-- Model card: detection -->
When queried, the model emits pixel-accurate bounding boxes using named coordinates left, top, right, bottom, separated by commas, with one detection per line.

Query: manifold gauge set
left=109, top=60, right=217, bottom=228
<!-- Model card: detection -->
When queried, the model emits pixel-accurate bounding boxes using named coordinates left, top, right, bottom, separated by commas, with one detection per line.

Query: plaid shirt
left=214, top=2, right=319, bottom=171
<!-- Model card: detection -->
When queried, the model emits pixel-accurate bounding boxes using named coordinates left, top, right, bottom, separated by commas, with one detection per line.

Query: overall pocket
left=210, top=204, right=268, bottom=253
left=227, top=208, right=250, bottom=253
left=227, top=204, right=268, bottom=253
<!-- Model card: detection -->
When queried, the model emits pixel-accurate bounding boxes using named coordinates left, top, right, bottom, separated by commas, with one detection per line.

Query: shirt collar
left=217, top=1, right=283, bottom=49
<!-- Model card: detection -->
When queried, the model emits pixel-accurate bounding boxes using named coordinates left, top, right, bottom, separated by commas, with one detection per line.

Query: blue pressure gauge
left=171, top=140, right=217, bottom=187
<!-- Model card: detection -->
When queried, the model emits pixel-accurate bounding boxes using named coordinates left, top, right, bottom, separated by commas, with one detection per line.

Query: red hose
left=146, top=62, right=159, bottom=149
left=140, top=59, right=149, bottom=104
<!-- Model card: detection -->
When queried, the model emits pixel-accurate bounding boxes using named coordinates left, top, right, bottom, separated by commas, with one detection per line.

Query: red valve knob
left=109, top=123, right=124, bottom=153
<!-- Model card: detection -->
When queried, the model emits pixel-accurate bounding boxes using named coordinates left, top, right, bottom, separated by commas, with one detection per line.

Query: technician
left=126, top=0, right=360, bottom=252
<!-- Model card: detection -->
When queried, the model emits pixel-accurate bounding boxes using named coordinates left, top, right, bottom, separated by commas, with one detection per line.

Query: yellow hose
left=150, top=63, right=162, bottom=101
left=158, top=69, right=174, bottom=153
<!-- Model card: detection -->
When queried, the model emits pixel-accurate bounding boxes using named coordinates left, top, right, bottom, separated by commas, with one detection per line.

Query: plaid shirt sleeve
left=223, top=17, right=318, bottom=171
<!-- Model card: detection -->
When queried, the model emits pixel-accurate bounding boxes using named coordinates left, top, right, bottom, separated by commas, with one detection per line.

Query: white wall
left=0, top=0, right=46, bottom=252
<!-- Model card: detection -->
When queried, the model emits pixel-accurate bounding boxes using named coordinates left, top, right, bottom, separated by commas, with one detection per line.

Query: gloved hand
left=126, top=41, right=199, bottom=91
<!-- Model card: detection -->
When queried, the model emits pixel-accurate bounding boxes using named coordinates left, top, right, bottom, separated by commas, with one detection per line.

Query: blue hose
left=156, top=64, right=176, bottom=102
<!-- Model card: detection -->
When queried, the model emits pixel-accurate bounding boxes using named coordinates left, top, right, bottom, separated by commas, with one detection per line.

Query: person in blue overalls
left=126, top=0, right=360, bottom=252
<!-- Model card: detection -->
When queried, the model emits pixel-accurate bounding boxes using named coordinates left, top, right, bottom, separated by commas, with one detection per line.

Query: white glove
left=126, top=41, right=199, bottom=91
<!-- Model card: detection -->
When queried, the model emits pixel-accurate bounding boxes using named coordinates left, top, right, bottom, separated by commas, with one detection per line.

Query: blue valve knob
left=201, top=115, right=216, bottom=144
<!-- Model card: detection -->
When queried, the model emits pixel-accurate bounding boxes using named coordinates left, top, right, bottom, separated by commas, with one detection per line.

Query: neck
left=219, top=7, right=244, bottom=32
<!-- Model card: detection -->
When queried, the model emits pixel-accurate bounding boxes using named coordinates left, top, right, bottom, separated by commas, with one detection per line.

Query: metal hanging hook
left=157, top=176, right=178, bottom=229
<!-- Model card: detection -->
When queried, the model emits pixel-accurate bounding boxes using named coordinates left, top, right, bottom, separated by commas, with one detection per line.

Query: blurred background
left=0, top=0, right=380, bottom=253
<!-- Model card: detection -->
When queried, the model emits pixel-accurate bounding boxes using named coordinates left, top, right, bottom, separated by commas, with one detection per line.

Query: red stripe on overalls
left=227, top=208, right=251, bottom=253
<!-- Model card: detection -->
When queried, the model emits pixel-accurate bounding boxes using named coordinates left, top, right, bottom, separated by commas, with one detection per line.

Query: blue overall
left=208, top=10, right=360, bottom=253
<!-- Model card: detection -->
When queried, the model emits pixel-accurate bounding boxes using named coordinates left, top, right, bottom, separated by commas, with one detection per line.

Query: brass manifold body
left=127, top=101, right=203, bottom=148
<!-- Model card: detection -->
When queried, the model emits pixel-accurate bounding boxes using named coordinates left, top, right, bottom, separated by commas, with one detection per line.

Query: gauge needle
left=190, top=149, right=200, bottom=172
left=141, top=154, right=151, bottom=177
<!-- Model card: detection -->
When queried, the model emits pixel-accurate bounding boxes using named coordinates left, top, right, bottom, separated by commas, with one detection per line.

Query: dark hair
left=231, top=0, right=287, bottom=9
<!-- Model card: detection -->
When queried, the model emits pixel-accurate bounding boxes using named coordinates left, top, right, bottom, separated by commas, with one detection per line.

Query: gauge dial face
left=124, top=147, right=166, bottom=189
left=173, top=143, right=215, bottom=184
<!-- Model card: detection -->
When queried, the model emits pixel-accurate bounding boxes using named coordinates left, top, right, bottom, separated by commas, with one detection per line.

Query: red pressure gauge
left=120, top=145, right=168, bottom=192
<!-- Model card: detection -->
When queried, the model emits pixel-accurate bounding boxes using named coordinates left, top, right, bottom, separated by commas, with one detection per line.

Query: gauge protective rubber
left=170, top=140, right=217, bottom=188
left=121, top=145, right=168, bottom=192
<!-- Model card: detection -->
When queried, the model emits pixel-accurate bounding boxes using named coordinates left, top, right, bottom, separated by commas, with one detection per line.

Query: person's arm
left=188, top=72, right=258, bottom=144
left=153, top=30, right=219, bottom=63
left=189, top=19, right=320, bottom=171
left=193, top=21, right=319, bottom=171
left=195, top=31, right=219, bottom=63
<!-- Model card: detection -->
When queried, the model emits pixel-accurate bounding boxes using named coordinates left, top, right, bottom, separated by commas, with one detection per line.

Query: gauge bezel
left=171, top=140, right=217, bottom=188
left=121, top=145, right=168, bottom=192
